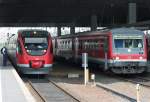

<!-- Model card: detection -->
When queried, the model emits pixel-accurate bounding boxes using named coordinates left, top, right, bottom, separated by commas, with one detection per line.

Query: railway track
left=92, top=72, right=150, bottom=102
left=118, top=75, right=150, bottom=88
left=96, top=83, right=136, bottom=102
left=26, top=78, right=80, bottom=102
left=27, top=80, right=46, bottom=102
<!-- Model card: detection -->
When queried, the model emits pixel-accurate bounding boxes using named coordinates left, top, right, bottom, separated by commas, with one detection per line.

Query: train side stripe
left=17, top=64, right=29, bottom=67
left=17, top=64, right=53, bottom=67
left=44, top=64, right=53, bottom=67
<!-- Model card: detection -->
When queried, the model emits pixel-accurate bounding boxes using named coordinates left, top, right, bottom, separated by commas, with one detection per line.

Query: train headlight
left=115, top=57, right=119, bottom=60
left=27, top=50, right=31, bottom=52
left=139, top=56, right=143, bottom=60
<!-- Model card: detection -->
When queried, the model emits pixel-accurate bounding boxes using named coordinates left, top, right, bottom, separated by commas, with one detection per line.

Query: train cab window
left=24, top=38, right=48, bottom=50
left=124, top=39, right=132, bottom=48
left=24, top=37, right=48, bottom=55
left=133, top=39, right=143, bottom=48
left=114, top=39, right=143, bottom=48
left=114, top=39, right=123, bottom=48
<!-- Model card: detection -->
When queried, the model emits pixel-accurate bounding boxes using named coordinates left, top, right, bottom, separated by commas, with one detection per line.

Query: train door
left=74, top=37, right=79, bottom=61
left=104, top=37, right=108, bottom=70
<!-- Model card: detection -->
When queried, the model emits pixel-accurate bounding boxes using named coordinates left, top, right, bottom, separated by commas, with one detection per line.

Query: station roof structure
left=0, top=0, right=150, bottom=27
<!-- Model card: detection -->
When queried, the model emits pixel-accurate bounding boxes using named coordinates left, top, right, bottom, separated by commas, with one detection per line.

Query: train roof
left=18, top=29, right=48, bottom=33
left=55, top=27, right=144, bottom=39
left=18, top=29, right=49, bottom=37
left=56, top=30, right=109, bottom=39
left=110, top=28, right=144, bottom=35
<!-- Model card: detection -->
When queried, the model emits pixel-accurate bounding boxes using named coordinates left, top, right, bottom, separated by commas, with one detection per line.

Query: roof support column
left=91, top=14, right=97, bottom=31
left=57, top=26, right=61, bottom=36
left=70, top=22, right=75, bottom=34
left=128, top=2, right=137, bottom=24
left=70, top=26, right=75, bottom=34
left=70, top=20, right=76, bottom=34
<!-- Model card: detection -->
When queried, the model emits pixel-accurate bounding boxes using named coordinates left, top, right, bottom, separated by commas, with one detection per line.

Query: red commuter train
left=53, top=28, right=147, bottom=74
left=146, top=34, right=150, bottom=72
left=16, top=29, right=53, bottom=74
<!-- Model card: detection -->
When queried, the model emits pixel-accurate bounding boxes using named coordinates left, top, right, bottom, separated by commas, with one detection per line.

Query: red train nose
left=30, top=60, right=44, bottom=69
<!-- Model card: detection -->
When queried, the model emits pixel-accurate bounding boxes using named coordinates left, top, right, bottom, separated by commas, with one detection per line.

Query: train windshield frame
left=21, top=31, right=49, bottom=56
left=113, top=35, right=144, bottom=54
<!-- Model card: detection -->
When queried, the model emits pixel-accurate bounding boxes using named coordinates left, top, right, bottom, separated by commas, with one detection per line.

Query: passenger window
left=104, top=38, right=108, bottom=52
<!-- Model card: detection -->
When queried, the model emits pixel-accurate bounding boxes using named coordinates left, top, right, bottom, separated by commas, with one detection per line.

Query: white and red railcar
left=16, top=29, right=53, bottom=74
left=53, top=28, right=147, bottom=74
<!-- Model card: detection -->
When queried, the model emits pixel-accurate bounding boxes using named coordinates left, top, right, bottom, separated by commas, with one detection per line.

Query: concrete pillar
left=57, top=26, right=61, bottom=36
left=70, top=26, right=75, bottom=34
left=91, top=14, right=98, bottom=31
left=128, top=3, right=137, bottom=24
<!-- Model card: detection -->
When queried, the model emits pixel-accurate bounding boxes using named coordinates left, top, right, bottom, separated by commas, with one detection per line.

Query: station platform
left=0, top=56, right=36, bottom=102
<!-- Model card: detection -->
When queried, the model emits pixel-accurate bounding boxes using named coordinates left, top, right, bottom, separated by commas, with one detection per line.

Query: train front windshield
left=113, top=35, right=144, bottom=54
left=24, top=37, right=48, bottom=56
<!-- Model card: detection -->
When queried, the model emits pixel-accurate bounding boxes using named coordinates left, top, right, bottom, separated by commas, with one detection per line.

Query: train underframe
left=17, top=64, right=53, bottom=74
left=109, top=61, right=147, bottom=74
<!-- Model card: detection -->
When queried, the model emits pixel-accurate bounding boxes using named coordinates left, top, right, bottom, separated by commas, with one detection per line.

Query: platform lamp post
left=7, top=34, right=15, bottom=44
left=82, top=53, right=88, bottom=86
